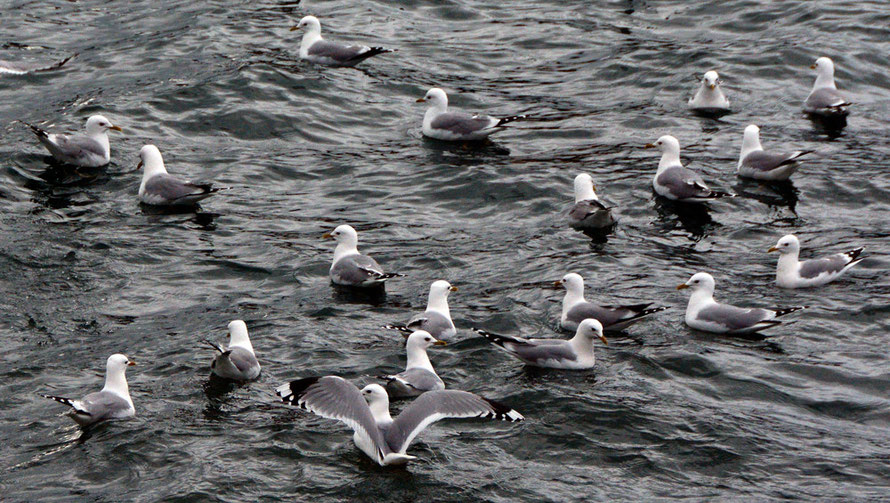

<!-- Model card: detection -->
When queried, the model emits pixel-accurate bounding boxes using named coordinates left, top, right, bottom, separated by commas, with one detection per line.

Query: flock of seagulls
left=19, top=11, right=867, bottom=468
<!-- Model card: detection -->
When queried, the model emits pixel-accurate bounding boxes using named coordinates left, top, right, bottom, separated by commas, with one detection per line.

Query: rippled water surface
left=2, top=0, right=889, bottom=501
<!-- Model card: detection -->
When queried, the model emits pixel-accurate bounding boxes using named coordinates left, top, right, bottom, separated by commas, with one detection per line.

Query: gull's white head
left=227, top=320, right=253, bottom=351
left=293, top=15, right=322, bottom=34
left=573, top=174, right=598, bottom=202
left=768, top=234, right=801, bottom=256
left=677, top=272, right=716, bottom=295
left=405, top=330, right=446, bottom=351
left=106, top=353, right=135, bottom=373
left=85, top=115, right=121, bottom=136
left=740, top=124, right=763, bottom=158
left=811, top=57, right=837, bottom=89
left=361, top=383, right=389, bottom=407
left=417, top=88, right=448, bottom=109
left=138, top=145, right=167, bottom=176
left=576, top=318, right=608, bottom=345
left=324, top=224, right=359, bottom=248
left=103, top=353, right=135, bottom=395
left=702, top=71, right=721, bottom=90
left=647, top=135, right=680, bottom=155
left=555, top=272, right=585, bottom=296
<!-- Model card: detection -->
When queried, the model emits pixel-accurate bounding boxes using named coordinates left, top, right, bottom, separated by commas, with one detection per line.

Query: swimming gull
left=379, top=330, right=446, bottom=398
left=688, top=70, right=730, bottom=114
left=769, top=234, right=864, bottom=288
left=804, top=57, right=851, bottom=117
left=557, top=272, right=667, bottom=332
left=41, top=354, right=136, bottom=427
left=138, top=145, right=220, bottom=207
left=324, top=224, right=399, bottom=288
left=417, top=88, right=526, bottom=142
left=204, top=320, right=261, bottom=381
left=384, top=280, right=458, bottom=340
left=20, top=115, right=121, bottom=167
left=275, top=376, right=523, bottom=466
left=647, top=135, right=733, bottom=202
left=678, top=272, right=806, bottom=335
left=568, top=174, right=614, bottom=230
left=291, top=16, right=393, bottom=67
left=737, top=125, right=812, bottom=181
left=475, top=318, right=607, bottom=369
left=1, top=54, right=73, bottom=75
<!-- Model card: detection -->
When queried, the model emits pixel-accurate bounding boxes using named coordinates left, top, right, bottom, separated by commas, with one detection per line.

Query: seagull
left=203, top=320, right=261, bottom=381
left=384, top=280, right=458, bottom=340
left=769, top=234, right=864, bottom=288
left=647, top=135, right=733, bottom=202
left=804, top=57, right=851, bottom=117
left=41, top=354, right=136, bottom=427
left=379, top=330, right=446, bottom=398
left=677, top=272, right=806, bottom=335
left=737, top=125, right=812, bottom=181
left=1, top=54, right=74, bottom=75
left=417, top=88, right=526, bottom=142
left=275, top=376, right=523, bottom=466
left=291, top=16, right=393, bottom=67
left=475, top=318, right=608, bottom=369
left=324, top=225, right=399, bottom=288
left=688, top=70, right=730, bottom=114
left=556, top=273, right=667, bottom=332
left=138, top=145, right=220, bottom=207
left=567, top=174, right=614, bottom=230
left=20, top=115, right=121, bottom=167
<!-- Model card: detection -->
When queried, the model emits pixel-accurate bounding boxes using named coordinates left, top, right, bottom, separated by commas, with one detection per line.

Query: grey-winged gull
left=647, top=135, right=733, bottom=202
left=557, top=272, right=666, bottom=332
left=769, top=234, right=864, bottom=289
left=417, top=88, right=526, bottom=141
left=688, top=70, right=730, bottom=114
left=384, top=280, right=458, bottom=340
left=41, top=354, right=136, bottom=427
left=737, top=125, right=812, bottom=181
left=475, top=318, right=607, bottom=369
left=804, top=57, right=851, bottom=117
left=291, top=15, right=393, bottom=67
left=324, top=224, right=399, bottom=288
left=379, top=330, right=446, bottom=398
left=138, top=145, right=219, bottom=207
left=275, top=376, right=523, bottom=466
left=678, top=272, right=806, bottom=334
left=204, top=320, right=261, bottom=381
left=568, top=174, right=614, bottom=230
left=20, top=115, right=121, bottom=167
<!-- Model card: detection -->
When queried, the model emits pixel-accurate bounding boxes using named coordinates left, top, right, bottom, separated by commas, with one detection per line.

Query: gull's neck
left=561, top=286, right=585, bottom=319
left=229, top=332, right=255, bottom=355
left=739, top=134, right=763, bottom=165
left=422, top=102, right=448, bottom=130
left=776, top=251, right=800, bottom=277
left=692, top=84, right=728, bottom=107
left=333, top=241, right=360, bottom=263
left=427, top=292, right=450, bottom=318
left=405, top=344, right=435, bottom=372
left=369, top=398, right=393, bottom=426
left=300, top=30, right=323, bottom=58
left=813, top=70, right=836, bottom=91
left=102, top=366, right=131, bottom=403
left=574, top=184, right=597, bottom=203
left=568, top=333, right=596, bottom=361
left=687, top=288, right=716, bottom=315
left=139, top=161, right=168, bottom=194
left=88, top=130, right=111, bottom=157
left=657, top=150, right=682, bottom=173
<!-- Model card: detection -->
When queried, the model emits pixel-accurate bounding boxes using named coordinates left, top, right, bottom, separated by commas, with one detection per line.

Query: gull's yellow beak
left=416, top=97, right=426, bottom=103
left=677, top=283, right=689, bottom=290
left=591, top=182, right=597, bottom=192
left=109, top=125, right=122, bottom=132
left=810, top=64, right=817, bottom=69
left=553, top=280, right=563, bottom=287
left=136, top=160, right=144, bottom=169
left=290, top=25, right=301, bottom=32
left=433, top=340, right=447, bottom=346
left=599, top=334, right=608, bottom=345
left=767, top=246, right=779, bottom=253
left=708, top=83, right=716, bottom=90
left=644, top=143, right=656, bottom=149
left=127, top=360, right=136, bottom=366
left=449, top=286, right=458, bottom=292
left=322, top=232, right=333, bottom=239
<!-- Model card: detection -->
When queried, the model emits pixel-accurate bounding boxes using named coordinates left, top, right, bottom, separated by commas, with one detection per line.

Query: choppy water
left=1, top=0, right=889, bottom=501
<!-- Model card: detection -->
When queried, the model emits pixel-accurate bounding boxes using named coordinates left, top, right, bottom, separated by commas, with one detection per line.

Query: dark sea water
left=1, top=0, right=889, bottom=501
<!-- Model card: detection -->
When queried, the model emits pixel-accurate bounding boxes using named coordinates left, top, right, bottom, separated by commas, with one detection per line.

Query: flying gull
left=324, top=224, right=399, bottom=288
left=379, top=330, right=446, bottom=398
left=475, top=318, right=607, bottom=369
left=804, top=57, right=851, bottom=117
left=568, top=174, right=614, bottom=230
left=291, top=16, right=393, bottom=67
left=204, top=320, right=261, bottom=381
left=138, top=145, right=220, bottom=207
left=677, top=272, right=806, bottom=335
left=417, top=88, right=526, bottom=142
left=688, top=70, right=730, bottom=114
left=647, top=135, right=733, bottom=202
left=275, top=376, right=523, bottom=466
left=384, top=280, right=458, bottom=340
left=20, top=115, right=121, bottom=167
left=556, top=272, right=666, bottom=332
left=769, top=234, right=864, bottom=288
left=41, top=354, right=136, bottom=427
left=737, top=125, right=812, bottom=181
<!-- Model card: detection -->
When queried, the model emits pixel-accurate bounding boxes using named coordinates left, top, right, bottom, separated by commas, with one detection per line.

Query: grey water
left=1, top=0, right=889, bottom=501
